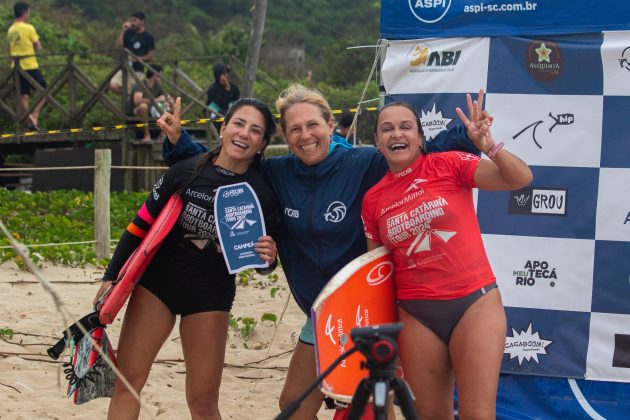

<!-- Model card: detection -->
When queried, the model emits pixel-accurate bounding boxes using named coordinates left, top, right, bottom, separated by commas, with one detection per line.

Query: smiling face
left=217, top=105, right=267, bottom=171
left=375, top=105, right=424, bottom=173
left=283, top=102, right=333, bottom=166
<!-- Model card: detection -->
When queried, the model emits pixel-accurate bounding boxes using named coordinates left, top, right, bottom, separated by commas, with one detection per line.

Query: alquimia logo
left=508, top=187, right=567, bottom=216
left=408, top=0, right=452, bottom=23
left=526, top=40, right=563, bottom=82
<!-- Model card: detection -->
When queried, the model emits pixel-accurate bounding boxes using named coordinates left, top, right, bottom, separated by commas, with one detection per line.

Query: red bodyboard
left=311, top=246, right=398, bottom=402
left=99, top=194, right=184, bottom=325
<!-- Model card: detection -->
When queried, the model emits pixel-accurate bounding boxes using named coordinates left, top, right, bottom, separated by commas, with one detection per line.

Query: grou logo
left=508, top=187, right=567, bottom=216
left=408, top=0, right=452, bottom=23
left=532, top=189, right=566, bottom=215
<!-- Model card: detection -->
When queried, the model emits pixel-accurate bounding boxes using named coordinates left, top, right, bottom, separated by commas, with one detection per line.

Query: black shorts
left=399, top=282, right=498, bottom=344
left=18, top=69, right=47, bottom=95
left=139, top=239, right=236, bottom=317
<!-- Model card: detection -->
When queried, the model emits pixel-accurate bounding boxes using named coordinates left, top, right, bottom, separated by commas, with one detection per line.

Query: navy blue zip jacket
left=163, top=127, right=479, bottom=315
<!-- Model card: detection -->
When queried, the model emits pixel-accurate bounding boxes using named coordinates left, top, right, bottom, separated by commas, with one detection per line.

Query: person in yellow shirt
left=7, top=2, right=47, bottom=131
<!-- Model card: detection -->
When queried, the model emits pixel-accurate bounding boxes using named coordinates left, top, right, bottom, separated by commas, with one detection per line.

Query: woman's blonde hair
left=275, top=84, right=333, bottom=132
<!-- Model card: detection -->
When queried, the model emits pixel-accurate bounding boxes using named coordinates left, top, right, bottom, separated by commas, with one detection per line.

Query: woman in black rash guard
left=93, top=97, right=281, bottom=420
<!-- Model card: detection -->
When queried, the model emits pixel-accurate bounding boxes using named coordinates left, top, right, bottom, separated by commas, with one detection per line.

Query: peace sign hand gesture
left=455, top=89, right=495, bottom=154
left=156, top=97, right=182, bottom=145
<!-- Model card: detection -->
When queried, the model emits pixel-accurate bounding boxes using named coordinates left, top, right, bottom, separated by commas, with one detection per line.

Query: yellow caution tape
left=0, top=107, right=378, bottom=139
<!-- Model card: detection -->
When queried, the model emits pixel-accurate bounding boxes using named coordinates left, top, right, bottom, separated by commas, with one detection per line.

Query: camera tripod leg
left=372, top=380, right=389, bottom=419
left=348, top=378, right=372, bottom=420
left=390, top=378, right=419, bottom=420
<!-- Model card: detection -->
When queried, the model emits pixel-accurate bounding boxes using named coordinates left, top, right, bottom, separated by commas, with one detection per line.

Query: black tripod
left=347, top=323, right=418, bottom=420
left=274, top=323, right=418, bottom=420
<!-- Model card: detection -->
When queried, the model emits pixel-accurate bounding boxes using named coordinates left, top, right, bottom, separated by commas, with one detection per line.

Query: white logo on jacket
left=324, top=201, right=347, bottom=223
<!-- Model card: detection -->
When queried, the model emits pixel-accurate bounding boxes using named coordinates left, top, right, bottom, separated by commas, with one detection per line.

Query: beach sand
left=0, top=261, right=330, bottom=419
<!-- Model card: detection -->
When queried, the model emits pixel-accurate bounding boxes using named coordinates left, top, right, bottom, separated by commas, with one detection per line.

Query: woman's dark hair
left=187, top=98, right=276, bottom=184
left=374, top=101, right=425, bottom=138
left=374, top=101, right=426, bottom=153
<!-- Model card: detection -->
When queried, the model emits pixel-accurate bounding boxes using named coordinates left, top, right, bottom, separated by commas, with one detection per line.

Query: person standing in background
left=7, top=2, right=47, bottom=131
left=110, top=11, right=155, bottom=95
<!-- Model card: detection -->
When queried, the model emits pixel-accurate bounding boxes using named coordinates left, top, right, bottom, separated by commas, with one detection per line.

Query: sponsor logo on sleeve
left=505, top=323, right=553, bottom=365
left=508, top=187, right=567, bottom=216
left=152, top=175, right=164, bottom=200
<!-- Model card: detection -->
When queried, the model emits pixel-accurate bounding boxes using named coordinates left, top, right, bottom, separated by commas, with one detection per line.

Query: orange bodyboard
left=311, top=246, right=397, bottom=402
left=99, top=194, right=184, bottom=325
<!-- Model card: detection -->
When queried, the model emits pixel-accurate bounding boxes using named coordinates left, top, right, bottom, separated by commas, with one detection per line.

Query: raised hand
left=156, top=97, right=182, bottom=145
left=456, top=89, right=495, bottom=154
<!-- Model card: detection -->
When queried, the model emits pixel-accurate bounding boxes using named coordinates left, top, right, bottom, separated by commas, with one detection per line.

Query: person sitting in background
left=129, top=65, right=173, bottom=142
left=207, top=63, right=240, bottom=129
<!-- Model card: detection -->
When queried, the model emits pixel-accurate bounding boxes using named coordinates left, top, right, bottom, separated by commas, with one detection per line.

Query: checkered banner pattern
left=382, top=32, right=630, bottom=384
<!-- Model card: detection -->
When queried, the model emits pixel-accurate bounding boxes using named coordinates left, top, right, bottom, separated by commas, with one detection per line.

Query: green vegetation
left=0, top=188, right=145, bottom=267
left=0, top=327, right=14, bottom=339
left=0, top=0, right=380, bottom=136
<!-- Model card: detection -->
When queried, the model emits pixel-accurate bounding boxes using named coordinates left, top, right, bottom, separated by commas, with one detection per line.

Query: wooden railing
left=0, top=49, right=248, bottom=140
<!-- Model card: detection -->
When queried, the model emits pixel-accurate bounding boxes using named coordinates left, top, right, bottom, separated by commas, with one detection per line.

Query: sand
left=0, top=261, right=328, bottom=419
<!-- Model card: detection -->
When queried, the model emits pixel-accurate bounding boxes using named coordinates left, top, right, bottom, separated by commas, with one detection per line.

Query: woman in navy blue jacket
left=162, top=84, right=482, bottom=417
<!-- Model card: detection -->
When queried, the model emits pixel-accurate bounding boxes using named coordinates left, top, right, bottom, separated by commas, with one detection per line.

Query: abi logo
left=408, top=43, right=461, bottom=72
left=408, top=0, right=452, bottom=24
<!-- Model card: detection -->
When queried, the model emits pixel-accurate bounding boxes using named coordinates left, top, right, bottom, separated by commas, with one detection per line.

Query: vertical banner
left=214, top=182, right=268, bottom=274
left=381, top=31, right=630, bottom=416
